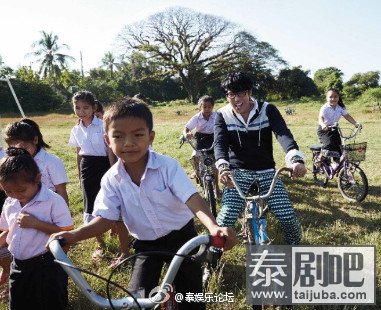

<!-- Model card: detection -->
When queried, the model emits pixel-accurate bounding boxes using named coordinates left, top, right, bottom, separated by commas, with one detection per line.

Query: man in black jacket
left=214, top=72, right=306, bottom=246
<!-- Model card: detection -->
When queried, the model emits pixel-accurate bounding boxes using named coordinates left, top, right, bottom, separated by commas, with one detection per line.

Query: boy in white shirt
left=48, top=98, right=237, bottom=310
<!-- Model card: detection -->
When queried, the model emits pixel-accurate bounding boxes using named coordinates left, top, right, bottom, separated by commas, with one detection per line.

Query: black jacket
left=214, top=101, right=300, bottom=170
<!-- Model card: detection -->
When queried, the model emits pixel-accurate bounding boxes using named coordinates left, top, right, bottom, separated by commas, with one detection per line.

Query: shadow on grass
left=284, top=177, right=381, bottom=245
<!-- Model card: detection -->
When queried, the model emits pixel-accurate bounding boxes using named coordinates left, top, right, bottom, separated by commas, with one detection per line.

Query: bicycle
left=49, top=234, right=225, bottom=309
left=310, top=123, right=368, bottom=202
left=179, top=135, right=219, bottom=218
left=231, top=167, right=293, bottom=245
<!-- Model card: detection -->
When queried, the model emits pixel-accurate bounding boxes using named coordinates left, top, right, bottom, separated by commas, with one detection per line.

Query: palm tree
left=101, top=52, right=119, bottom=79
left=29, top=31, right=75, bottom=83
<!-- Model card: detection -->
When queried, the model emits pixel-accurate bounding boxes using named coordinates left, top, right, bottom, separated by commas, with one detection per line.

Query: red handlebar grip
left=211, top=235, right=225, bottom=248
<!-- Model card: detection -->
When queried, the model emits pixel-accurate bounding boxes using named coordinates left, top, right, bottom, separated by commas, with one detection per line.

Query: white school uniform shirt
left=93, top=150, right=196, bottom=240
left=185, top=111, right=217, bottom=134
left=34, top=148, right=68, bottom=192
left=319, top=103, right=348, bottom=126
left=68, top=116, right=108, bottom=156
left=0, top=184, right=73, bottom=260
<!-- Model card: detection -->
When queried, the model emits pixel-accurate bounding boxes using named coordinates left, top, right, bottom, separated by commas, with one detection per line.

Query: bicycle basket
left=342, top=142, right=367, bottom=161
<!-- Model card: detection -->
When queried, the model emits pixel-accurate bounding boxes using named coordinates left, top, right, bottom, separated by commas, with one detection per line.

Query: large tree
left=276, top=66, right=319, bottom=99
left=117, top=7, right=238, bottom=103
left=313, top=67, right=343, bottom=94
left=29, top=31, right=75, bottom=84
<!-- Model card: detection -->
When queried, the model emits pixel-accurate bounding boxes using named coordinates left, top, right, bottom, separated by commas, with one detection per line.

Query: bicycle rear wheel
left=337, top=163, right=368, bottom=202
left=205, top=178, right=217, bottom=218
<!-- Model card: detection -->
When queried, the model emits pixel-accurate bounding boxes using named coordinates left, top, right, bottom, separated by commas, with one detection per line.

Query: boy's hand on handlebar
left=46, top=231, right=77, bottom=251
left=209, top=226, right=238, bottom=251
left=219, top=170, right=234, bottom=188
left=291, top=163, right=307, bottom=179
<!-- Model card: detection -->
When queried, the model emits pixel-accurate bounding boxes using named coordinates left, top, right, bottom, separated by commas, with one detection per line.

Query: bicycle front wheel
left=337, top=163, right=368, bottom=202
left=205, top=178, right=217, bottom=218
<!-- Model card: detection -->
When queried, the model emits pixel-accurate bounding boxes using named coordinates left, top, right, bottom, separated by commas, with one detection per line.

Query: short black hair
left=198, top=95, right=215, bottom=108
left=0, top=147, right=40, bottom=183
left=221, top=72, right=253, bottom=94
left=72, top=90, right=96, bottom=106
left=4, top=118, right=50, bottom=152
left=103, top=98, right=153, bottom=132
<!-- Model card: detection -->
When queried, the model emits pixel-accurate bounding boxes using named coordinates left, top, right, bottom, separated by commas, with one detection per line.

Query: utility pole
left=80, top=51, right=84, bottom=78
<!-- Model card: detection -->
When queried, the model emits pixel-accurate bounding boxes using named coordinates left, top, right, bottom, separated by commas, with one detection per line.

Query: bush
left=355, top=87, right=381, bottom=107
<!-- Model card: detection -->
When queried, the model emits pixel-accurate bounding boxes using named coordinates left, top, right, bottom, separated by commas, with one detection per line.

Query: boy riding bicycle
left=48, top=98, right=237, bottom=310
left=212, top=72, right=306, bottom=262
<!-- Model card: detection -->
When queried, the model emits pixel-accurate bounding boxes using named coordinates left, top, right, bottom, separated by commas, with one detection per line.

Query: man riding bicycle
left=212, top=72, right=306, bottom=262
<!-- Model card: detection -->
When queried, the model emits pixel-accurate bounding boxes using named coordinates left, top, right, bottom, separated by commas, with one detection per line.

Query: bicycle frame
left=311, top=123, right=368, bottom=202
left=231, top=167, right=292, bottom=245
left=179, top=135, right=218, bottom=217
left=49, top=235, right=224, bottom=309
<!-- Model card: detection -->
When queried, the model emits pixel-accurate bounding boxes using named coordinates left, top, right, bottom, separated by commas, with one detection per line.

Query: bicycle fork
left=248, top=200, right=271, bottom=245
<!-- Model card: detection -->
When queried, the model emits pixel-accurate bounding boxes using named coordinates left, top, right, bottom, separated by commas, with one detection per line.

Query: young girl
left=317, top=88, right=362, bottom=163
left=183, top=95, right=220, bottom=195
left=4, top=118, right=69, bottom=204
left=94, top=100, right=104, bottom=119
left=0, top=149, right=8, bottom=300
left=0, top=147, right=73, bottom=310
left=69, top=91, right=117, bottom=260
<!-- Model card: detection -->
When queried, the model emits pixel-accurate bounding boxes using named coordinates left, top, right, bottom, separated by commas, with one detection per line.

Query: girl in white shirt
left=317, top=89, right=361, bottom=162
left=69, top=91, right=119, bottom=260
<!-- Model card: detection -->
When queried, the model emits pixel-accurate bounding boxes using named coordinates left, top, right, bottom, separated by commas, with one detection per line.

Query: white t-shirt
left=68, top=116, right=108, bottom=156
left=93, top=150, right=196, bottom=240
left=34, top=148, right=68, bottom=192
left=319, top=103, right=348, bottom=126
left=185, top=111, right=217, bottom=134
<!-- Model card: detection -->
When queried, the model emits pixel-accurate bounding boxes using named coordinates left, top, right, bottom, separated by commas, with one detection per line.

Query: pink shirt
left=93, top=150, right=196, bottom=240
left=0, top=185, right=73, bottom=260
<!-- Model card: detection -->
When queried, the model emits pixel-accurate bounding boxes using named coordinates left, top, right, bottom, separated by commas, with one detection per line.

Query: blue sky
left=1, top=0, right=380, bottom=81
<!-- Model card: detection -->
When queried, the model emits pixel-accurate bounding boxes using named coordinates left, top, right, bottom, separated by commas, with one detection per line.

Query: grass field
left=0, top=99, right=380, bottom=309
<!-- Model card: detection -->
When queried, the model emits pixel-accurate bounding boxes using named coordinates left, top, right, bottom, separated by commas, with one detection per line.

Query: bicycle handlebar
left=179, top=135, right=214, bottom=153
left=49, top=234, right=225, bottom=309
left=231, top=167, right=293, bottom=201
left=329, top=123, right=362, bottom=140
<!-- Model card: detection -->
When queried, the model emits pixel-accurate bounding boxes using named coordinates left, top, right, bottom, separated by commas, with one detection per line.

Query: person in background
left=94, top=100, right=105, bottom=119
left=317, top=88, right=362, bottom=166
left=4, top=118, right=69, bottom=204
left=0, top=148, right=7, bottom=300
left=182, top=95, right=220, bottom=195
left=0, top=147, right=73, bottom=310
left=48, top=99, right=237, bottom=310
left=69, top=90, right=116, bottom=260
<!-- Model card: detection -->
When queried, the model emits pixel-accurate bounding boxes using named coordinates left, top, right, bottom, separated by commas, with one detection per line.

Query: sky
left=1, top=0, right=380, bottom=81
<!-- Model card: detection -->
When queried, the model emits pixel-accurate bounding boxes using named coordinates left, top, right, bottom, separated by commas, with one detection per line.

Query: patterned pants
left=217, top=169, right=301, bottom=245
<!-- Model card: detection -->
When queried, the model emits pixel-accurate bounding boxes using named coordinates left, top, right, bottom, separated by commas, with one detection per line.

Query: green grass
left=0, top=100, right=380, bottom=309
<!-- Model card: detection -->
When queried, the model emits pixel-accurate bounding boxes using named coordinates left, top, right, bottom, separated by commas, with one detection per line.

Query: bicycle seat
left=247, top=180, right=260, bottom=196
left=310, top=145, right=321, bottom=151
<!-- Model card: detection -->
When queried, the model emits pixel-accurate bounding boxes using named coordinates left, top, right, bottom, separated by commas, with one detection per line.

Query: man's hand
left=219, top=169, right=234, bottom=188
left=291, top=163, right=307, bottom=179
